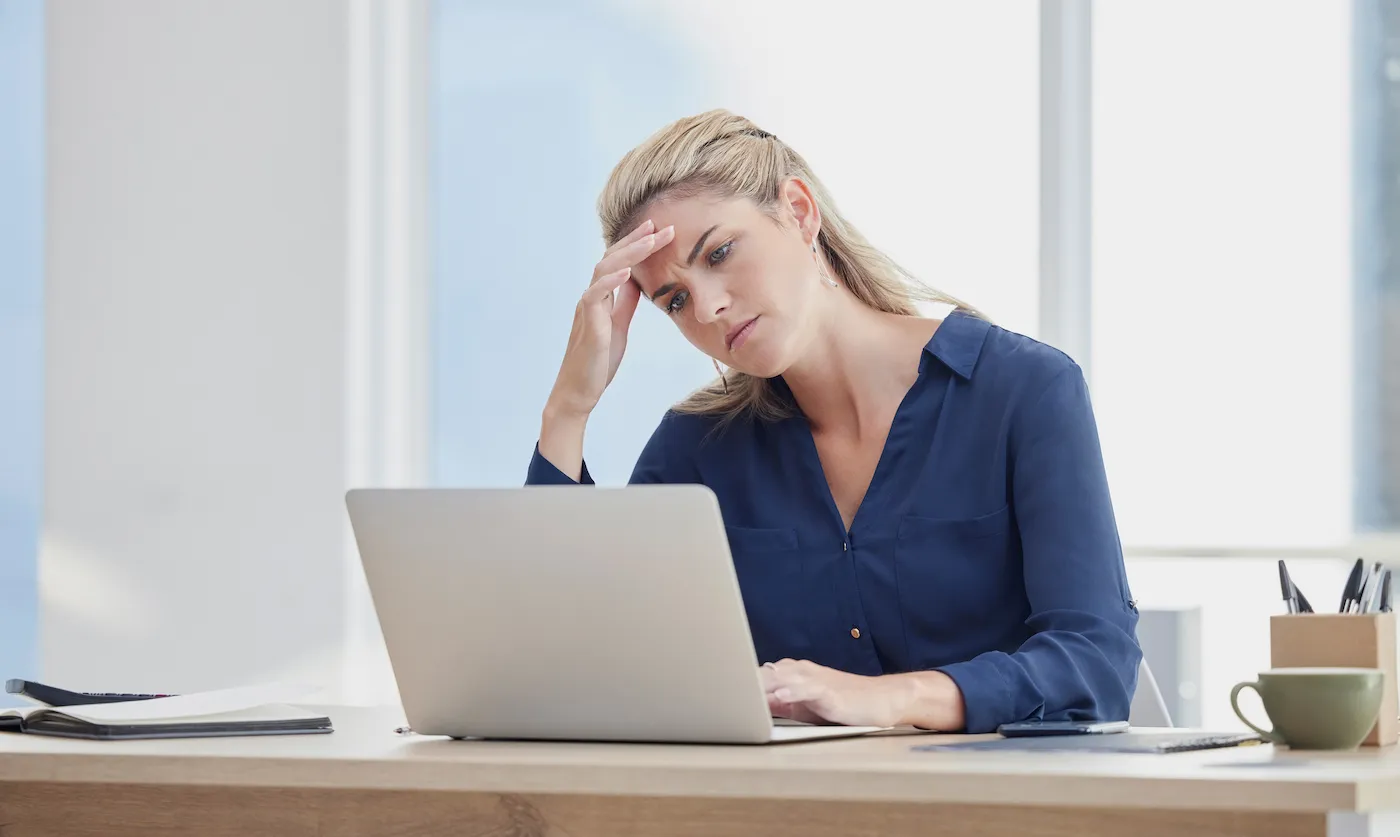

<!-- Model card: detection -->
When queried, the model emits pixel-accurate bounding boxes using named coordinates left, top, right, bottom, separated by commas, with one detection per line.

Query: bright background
left=2, top=0, right=1395, bottom=731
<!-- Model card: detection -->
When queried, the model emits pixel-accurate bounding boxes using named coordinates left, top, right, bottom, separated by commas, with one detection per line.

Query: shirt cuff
left=935, top=655, right=1019, bottom=734
left=526, top=444, right=595, bottom=485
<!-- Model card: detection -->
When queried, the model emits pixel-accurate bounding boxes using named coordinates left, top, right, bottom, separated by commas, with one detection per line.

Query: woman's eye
left=707, top=241, right=732, bottom=267
left=666, top=290, right=690, bottom=315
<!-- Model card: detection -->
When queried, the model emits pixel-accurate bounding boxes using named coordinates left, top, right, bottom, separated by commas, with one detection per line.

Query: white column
left=42, top=0, right=425, bottom=701
left=1039, top=0, right=1094, bottom=377
left=343, top=0, right=430, bottom=704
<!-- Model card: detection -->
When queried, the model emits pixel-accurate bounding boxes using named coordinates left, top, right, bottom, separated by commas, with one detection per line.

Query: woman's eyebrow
left=685, top=224, right=720, bottom=267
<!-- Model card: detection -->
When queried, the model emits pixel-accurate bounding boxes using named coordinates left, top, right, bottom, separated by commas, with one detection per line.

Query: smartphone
left=996, top=719, right=1129, bottom=737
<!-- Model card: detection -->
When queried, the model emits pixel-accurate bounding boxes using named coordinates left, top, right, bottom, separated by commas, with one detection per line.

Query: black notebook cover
left=0, top=704, right=333, bottom=740
left=16, top=713, right=334, bottom=740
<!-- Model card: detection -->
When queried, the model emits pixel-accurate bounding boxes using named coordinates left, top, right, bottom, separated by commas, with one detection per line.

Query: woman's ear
left=781, top=176, right=822, bottom=245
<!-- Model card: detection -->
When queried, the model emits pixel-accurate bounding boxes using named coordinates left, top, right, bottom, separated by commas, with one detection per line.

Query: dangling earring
left=813, top=242, right=838, bottom=288
left=713, top=358, right=729, bottom=394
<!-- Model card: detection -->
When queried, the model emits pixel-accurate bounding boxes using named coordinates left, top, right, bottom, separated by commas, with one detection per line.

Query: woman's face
left=628, top=179, right=829, bottom=379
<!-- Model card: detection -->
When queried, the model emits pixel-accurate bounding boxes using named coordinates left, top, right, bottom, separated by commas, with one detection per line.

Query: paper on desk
left=26, top=683, right=319, bottom=723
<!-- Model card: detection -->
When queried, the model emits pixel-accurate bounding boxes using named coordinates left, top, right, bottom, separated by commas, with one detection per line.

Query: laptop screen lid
left=346, top=485, right=779, bottom=743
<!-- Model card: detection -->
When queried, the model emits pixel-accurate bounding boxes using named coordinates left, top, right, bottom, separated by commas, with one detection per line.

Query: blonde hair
left=598, top=109, right=986, bottom=423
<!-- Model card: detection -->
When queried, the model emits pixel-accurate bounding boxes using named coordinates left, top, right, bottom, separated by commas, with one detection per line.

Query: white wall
left=41, top=0, right=370, bottom=696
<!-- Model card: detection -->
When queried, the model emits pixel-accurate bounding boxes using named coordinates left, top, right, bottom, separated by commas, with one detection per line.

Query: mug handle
left=1230, top=681, right=1278, bottom=743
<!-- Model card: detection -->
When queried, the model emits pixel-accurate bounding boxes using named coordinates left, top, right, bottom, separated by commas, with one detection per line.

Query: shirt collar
left=920, top=308, right=991, bottom=380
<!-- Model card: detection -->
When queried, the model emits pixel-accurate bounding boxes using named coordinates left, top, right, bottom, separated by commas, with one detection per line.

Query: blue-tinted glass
left=0, top=0, right=44, bottom=675
left=430, top=1, right=716, bottom=486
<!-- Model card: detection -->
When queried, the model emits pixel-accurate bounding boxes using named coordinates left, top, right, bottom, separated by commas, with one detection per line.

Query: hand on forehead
left=628, top=195, right=765, bottom=299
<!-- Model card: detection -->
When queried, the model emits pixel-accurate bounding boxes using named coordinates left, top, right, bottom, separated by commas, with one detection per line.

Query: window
left=0, top=0, right=45, bottom=675
left=1092, top=1, right=1353, bottom=550
left=1353, top=0, right=1400, bottom=533
left=430, top=0, right=1038, bottom=486
left=1092, top=1, right=1369, bottom=730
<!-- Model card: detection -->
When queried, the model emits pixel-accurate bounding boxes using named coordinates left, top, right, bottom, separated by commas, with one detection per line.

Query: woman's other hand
left=760, top=659, right=966, bottom=730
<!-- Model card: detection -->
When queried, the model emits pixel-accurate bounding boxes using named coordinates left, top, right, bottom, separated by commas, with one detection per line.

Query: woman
left=526, top=110, right=1141, bottom=733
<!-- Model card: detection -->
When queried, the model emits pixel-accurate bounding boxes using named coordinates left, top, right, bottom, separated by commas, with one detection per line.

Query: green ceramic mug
left=1230, top=667, right=1384, bottom=750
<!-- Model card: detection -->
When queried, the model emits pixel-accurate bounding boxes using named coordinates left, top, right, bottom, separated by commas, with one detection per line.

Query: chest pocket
left=894, top=505, right=1019, bottom=651
left=724, top=525, right=805, bottom=664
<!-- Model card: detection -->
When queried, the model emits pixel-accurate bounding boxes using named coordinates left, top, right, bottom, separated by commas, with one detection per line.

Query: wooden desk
left=2, top=706, right=1399, bottom=837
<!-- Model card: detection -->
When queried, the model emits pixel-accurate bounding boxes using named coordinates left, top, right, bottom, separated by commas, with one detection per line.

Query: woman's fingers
left=760, top=659, right=799, bottom=687
left=761, top=660, right=821, bottom=701
left=611, top=277, right=642, bottom=328
left=593, top=224, right=675, bottom=279
left=588, top=267, right=632, bottom=305
left=772, top=678, right=823, bottom=705
left=767, top=693, right=828, bottom=725
left=604, top=218, right=654, bottom=257
left=767, top=693, right=795, bottom=717
left=761, top=661, right=837, bottom=724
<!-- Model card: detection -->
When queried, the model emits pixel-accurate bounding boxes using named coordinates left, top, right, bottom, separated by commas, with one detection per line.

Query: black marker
left=1278, top=560, right=1300, bottom=614
left=1340, top=558, right=1365, bottom=613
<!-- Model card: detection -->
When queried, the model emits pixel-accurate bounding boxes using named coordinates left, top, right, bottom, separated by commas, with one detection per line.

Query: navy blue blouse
left=526, top=311, right=1141, bottom=733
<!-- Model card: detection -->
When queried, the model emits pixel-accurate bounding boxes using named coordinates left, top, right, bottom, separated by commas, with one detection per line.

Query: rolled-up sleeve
left=526, top=444, right=596, bottom=485
left=525, top=411, right=696, bottom=487
left=936, top=362, right=1142, bottom=733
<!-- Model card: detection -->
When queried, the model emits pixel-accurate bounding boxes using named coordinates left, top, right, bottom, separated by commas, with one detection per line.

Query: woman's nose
left=690, top=282, right=730, bottom=325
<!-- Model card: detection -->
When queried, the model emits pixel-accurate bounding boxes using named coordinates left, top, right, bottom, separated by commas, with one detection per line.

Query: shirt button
left=850, top=627, right=861, bottom=639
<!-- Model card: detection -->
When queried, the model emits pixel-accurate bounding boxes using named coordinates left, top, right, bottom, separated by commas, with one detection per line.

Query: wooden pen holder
left=1269, top=612, right=1398, bottom=746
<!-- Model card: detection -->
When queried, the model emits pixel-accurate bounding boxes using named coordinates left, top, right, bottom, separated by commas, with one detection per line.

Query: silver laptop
left=345, top=485, right=885, bottom=744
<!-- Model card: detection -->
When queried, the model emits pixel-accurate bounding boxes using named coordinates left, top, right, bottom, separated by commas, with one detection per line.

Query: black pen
left=1341, top=558, right=1365, bottom=613
left=1382, top=570, right=1393, bottom=613
left=1278, top=560, right=1301, bottom=614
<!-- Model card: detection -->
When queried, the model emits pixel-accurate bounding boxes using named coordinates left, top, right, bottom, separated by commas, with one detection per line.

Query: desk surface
left=2, top=706, right=1400, bottom=815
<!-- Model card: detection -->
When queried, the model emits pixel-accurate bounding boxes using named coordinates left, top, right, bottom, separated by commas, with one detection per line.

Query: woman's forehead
left=635, top=193, right=747, bottom=231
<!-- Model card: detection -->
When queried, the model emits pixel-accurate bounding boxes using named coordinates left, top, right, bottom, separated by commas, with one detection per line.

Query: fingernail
left=641, top=219, right=654, bottom=230
left=619, top=267, right=631, bottom=277
left=642, top=234, right=656, bottom=245
left=774, top=688, right=792, bottom=702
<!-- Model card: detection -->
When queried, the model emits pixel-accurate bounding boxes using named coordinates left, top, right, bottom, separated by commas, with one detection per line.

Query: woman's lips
left=727, top=317, right=759, bottom=352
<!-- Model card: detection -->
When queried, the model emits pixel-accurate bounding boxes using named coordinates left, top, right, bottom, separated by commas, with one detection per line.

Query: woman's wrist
left=541, top=400, right=590, bottom=434
left=884, top=670, right=966, bottom=731
left=538, top=403, right=590, bottom=482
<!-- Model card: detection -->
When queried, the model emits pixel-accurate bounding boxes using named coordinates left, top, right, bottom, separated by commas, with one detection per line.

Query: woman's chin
left=725, top=327, right=794, bottom=379
left=732, top=349, right=788, bottom=380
